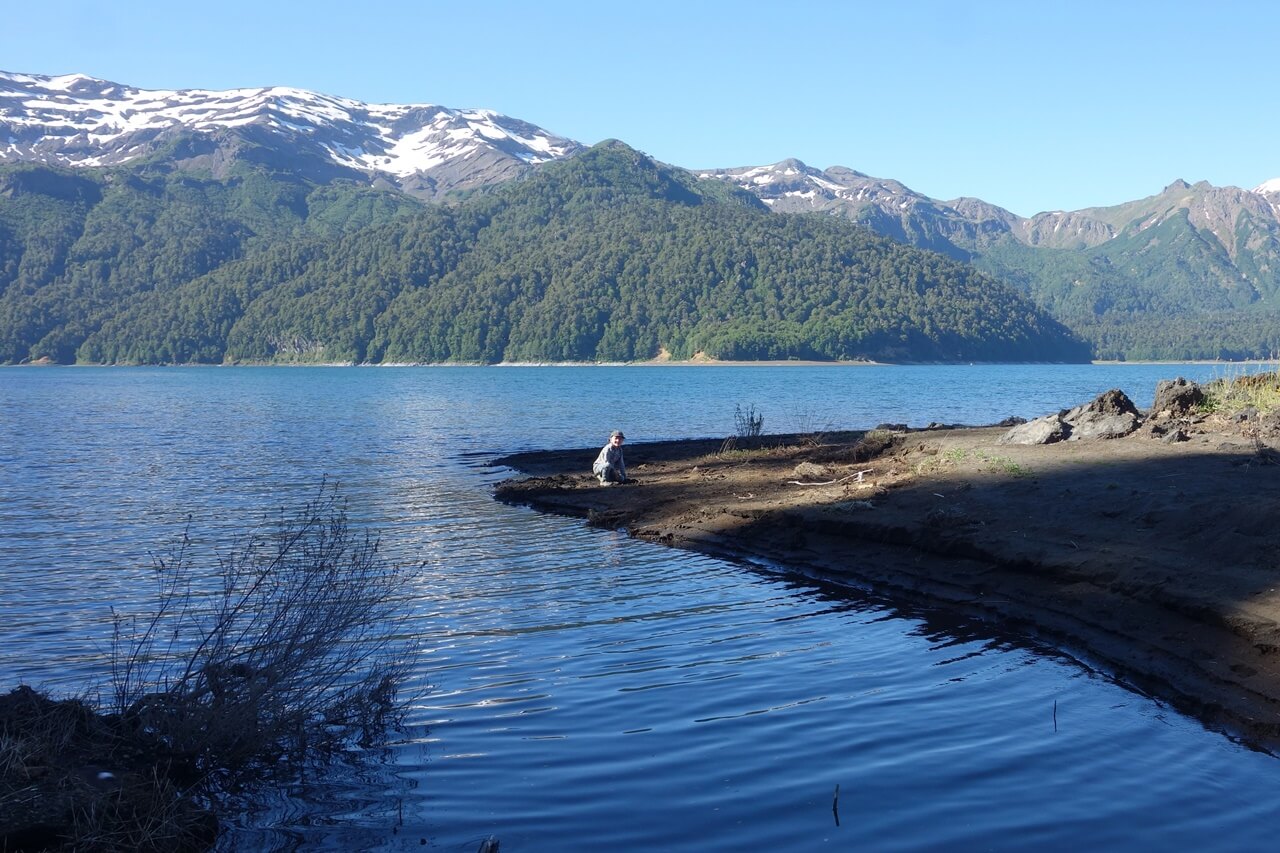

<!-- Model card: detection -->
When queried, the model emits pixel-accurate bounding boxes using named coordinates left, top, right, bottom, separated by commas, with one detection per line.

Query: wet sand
left=494, top=404, right=1280, bottom=748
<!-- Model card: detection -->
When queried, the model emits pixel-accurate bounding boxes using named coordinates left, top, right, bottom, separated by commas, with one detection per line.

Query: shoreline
left=7, top=356, right=1279, bottom=369
left=493, top=396, right=1280, bottom=749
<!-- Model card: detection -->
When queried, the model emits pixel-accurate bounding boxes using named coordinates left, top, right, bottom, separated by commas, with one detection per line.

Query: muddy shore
left=493, top=392, right=1280, bottom=748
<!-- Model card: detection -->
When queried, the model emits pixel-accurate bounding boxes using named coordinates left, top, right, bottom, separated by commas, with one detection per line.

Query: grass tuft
left=916, top=447, right=1031, bottom=478
left=1200, top=370, right=1280, bottom=414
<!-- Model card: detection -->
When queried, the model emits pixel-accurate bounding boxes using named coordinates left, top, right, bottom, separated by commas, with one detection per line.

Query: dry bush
left=805, top=428, right=899, bottom=465
left=110, top=486, right=413, bottom=789
left=787, top=407, right=836, bottom=447
left=733, top=403, right=764, bottom=438
left=854, top=429, right=897, bottom=461
left=2, top=488, right=414, bottom=850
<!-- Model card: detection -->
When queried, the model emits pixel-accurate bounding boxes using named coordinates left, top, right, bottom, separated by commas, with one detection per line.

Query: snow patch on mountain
left=699, top=158, right=1124, bottom=251
left=696, top=159, right=926, bottom=214
left=0, top=70, right=582, bottom=191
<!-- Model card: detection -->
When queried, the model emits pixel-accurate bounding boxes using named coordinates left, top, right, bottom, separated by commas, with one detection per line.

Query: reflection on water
left=2, top=365, right=1279, bottom=850
left=352, top=513, right=1278, bottom=852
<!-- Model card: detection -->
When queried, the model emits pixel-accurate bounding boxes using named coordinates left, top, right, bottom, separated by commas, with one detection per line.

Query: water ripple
left=4, top=366, right=1280, bottom=851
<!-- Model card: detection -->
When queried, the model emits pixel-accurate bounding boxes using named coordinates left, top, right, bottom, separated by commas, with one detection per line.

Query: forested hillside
left=702, top=161, right=1280, bottom=360
left=968, top=203, right=1280, bottom=360
left=0, top=142, right=1090, bottom=365
left=0, top=160, right=422, bottom=363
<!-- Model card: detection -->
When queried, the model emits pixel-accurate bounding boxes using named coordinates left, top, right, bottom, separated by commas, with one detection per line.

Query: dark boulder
left=1151, top=378, right=1205, bottom=417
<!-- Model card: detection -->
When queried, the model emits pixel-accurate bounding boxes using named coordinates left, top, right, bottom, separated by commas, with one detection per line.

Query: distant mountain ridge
left=697, top=160, right=1280, bottom=254
left=7, top=69, right=1275, bottom=251
left=698, top=159, right=1123, bottom=252
left=5, top=68, right=1280, bottom=359
left=0, top=71, right=582, bottom=198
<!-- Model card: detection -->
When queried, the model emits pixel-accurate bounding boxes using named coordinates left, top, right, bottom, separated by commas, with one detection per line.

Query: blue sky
left=4, top=0, right=1276, bottom=216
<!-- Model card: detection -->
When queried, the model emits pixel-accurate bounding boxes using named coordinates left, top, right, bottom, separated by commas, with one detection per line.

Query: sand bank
left=494, top=396, right=1280, bottom=748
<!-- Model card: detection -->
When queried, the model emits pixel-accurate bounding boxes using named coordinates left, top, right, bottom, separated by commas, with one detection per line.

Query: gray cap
left=610, top=430, right=625, bottom=439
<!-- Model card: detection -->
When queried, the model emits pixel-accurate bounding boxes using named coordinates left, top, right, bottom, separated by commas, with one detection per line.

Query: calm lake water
left=2, top=363, right=1278, bottom=851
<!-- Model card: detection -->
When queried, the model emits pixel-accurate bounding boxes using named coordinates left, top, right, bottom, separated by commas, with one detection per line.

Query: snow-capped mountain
left=696, top=159, right=1117, bottom=254
left=0, top=71, right=583, bottom=197
left=698, top=159, right=910, bottom=211
left=1255, top=177, right=1280, bottom=200
left=699, top=159, right=1280, bottom=256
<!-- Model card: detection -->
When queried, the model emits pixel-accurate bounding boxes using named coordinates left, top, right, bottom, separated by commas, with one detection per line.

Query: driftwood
left=788, top=469, right=872, bottom=486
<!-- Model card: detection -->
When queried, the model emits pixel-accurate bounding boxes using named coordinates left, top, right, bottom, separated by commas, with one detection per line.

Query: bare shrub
left=855, top=429, right=897, bottom=461
left=805, top=428, right=899, bottom=465
left=1, top=489, right=414, bottom=849
left=788, top=406, right=835, bottom=446
left=733, top=403, right=764, bottom=438
left=110, top=486, right=413, bottom=789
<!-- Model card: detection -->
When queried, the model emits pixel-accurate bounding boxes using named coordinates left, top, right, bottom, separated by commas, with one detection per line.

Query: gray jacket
left=593, top=443, right=626, bottom=479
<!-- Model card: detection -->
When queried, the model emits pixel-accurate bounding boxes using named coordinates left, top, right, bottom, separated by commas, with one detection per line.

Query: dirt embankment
left=494, top=389, right=1280, bottom=748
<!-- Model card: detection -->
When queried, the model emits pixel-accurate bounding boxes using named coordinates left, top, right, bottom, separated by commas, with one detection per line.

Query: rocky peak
left=823, top=165, right=870, bottom=182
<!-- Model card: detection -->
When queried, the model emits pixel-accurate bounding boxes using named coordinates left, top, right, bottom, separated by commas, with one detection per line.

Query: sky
left=3, top=0, right=1277, bottom=217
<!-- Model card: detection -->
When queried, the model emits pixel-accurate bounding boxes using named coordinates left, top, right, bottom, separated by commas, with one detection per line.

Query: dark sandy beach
left=494, top=386, right=1280, bottom=747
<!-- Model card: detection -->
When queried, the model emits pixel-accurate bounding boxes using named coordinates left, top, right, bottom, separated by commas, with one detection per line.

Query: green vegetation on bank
left=0, top=142, right=1089, bottom=365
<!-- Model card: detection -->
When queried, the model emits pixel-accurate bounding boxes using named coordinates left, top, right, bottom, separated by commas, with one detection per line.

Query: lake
left=2, top=363, right=1278, bottom=850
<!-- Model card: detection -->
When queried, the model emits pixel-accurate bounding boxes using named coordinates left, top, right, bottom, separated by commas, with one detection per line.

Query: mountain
left=699, top=161, right=1280, bottom=258
left=700, top=161, right=1280, bottom=358
left=0, top=141, right=1089, bottom=365
left=6, top=67, right=1273, bottom=361
left=0, top=71, right=582, bottom=198
left=695, top=160, right=1116, bottom=254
